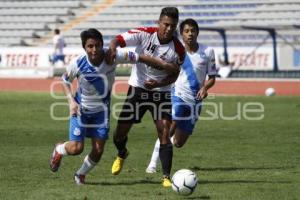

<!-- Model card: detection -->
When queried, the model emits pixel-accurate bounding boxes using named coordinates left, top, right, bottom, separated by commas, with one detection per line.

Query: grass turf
left=0, top=92, right=299, bottom=200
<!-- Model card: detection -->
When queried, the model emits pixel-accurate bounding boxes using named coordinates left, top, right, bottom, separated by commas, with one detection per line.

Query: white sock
left=55, top=142, right=68, bottom=156
left=147, top=136, right=175, bottom=169
left=76, top=155, right=97, bottom=175
left=170, top=136, right=174, bottom=144
left=147, top=139, right=160, bottom=168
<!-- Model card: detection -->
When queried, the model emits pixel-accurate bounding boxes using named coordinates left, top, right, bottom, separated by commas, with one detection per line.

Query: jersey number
left=146, top=42, right=157, bottom=54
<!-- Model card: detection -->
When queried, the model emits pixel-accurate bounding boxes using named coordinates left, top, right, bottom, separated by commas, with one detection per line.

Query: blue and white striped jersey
left=63, top=53, right=116, bottom=113
left=173, top=43, right=217, bottom=104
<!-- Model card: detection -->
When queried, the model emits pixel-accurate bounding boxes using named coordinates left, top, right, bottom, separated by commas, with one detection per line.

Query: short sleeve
left=116, top=27, right=157, bottom=47
left=173, top=37, right=185, bottom=65
left=62, top=56, right=79, bottom=84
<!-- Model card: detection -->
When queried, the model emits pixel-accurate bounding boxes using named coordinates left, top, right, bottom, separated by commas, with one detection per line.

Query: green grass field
left=0, top=92, right=299, bottom=200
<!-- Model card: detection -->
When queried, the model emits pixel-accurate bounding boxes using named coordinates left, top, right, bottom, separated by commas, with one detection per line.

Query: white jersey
left=116, top=27, right=185, bottom=91
left=63, top=54, right=116, bottom=113
left=174, top=43, right=217, bottom=104
left=53, top=34, right=66, bottom=55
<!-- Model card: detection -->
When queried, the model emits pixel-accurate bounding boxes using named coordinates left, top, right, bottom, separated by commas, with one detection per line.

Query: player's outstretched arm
left=115, top=49, right=139, bottom=64
left=115, top=49, right=179, bottom=74
left=144, top=71, right=179, bottom=90
left=139, top=54, right=180, bottom=74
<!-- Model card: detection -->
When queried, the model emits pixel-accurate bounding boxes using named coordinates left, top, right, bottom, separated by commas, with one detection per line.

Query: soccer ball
left=171, top=169, right=198, bottom=196
left=265, top=87, right=276, bottom=96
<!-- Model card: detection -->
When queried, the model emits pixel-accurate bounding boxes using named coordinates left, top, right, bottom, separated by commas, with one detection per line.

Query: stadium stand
left=0, top=0, right=299, bottom=47
left=0, top=0, right=92, bottom=46
left=0, top=0, right=300, bottom=77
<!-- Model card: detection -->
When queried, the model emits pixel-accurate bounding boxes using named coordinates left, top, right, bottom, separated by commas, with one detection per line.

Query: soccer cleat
left=145, top=166, right=157, bottom=174
left=111, top=151, right=129, bottom=175
left=162, top=176, right=172, bottom=187
left=74, top=173, right=85, bottom=186
left=50, top=143, right=63, bottom=172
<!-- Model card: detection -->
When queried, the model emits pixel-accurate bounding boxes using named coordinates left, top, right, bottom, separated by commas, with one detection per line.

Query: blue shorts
left=69, top=110, right=109, bottom=141
left=171, top=95, right=202, bottom=135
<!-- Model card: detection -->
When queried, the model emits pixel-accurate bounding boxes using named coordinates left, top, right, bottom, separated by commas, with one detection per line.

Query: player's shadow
left=184, top=195, right=210, bottom=200
left=189, top=166, right=292, bottom=184
left=190, top=166, right=294, bottom=184
left=190, top=166, right=293, bottom=184
left=199, top=179, right=291, bottom=184
left=85, top=179, right=160, bottom=186
left=86, top=180, right=211, bottom=200
left=190, top=166, right=294, bottom=172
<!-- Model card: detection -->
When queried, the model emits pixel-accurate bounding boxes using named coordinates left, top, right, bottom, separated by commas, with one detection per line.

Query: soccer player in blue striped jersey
left=49, top=28, right=116, bottom=186
left=49, top=28, right=169, bottom=185
left=146, top=18, right=217, bottom=173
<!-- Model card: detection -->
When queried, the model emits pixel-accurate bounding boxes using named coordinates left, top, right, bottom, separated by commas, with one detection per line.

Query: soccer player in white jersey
left=51, top=29, right=66, bottom=65
left=146, top=18, right=217, bottom=174
left=49, top=28, right=116, bottom=186
left=106, top=7, right=185, bottom=187
left=49, top=28, right=173, bottom=185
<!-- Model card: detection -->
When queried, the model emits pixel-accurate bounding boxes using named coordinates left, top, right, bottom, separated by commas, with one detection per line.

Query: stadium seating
left=58, top=0, right=300, bottom=47
left=0, top=0, right=299, bottom=47
left=0, top=0, right=298, bottom=80
left=0, top=0, right=90, bottom=46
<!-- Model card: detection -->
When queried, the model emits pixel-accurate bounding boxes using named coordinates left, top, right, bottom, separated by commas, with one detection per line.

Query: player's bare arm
left=139, top=54, right=180, bottom=74
left=106, top=38, right=120, bottom=65
left=61, top=73, right=78, bottom=116
left=114, top=49, right=180, bottom=73
left=144, top=71, right=179, bottom=90
left=196, top=75, right=216, bottom=100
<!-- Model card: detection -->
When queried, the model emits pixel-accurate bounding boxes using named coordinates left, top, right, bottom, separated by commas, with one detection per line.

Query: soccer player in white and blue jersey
left=51, top=29, right=66, bottom=65
left=49, top=28, right=115, bottom=185
left=146, top=18, right=217, bottom=173
left=49, top=28, right=172, bottom=185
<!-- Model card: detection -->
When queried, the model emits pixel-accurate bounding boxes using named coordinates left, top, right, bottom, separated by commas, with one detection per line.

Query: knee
left=156, top=120, right=170, bottom=135
left=70, top=142, right=84, bottom=155
left=163, top=120, right=171, bottom=129
left=173, top=139, right=184, bottom=148
left=93, top=146, right=104, bottom=156
left=156, top=126, right=164, bottom=135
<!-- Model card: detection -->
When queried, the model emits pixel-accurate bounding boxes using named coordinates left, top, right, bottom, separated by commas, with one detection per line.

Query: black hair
left=179, top=18, right=199, bottom=35
left=80, top=28, right=103, bottom=48
left=54, top=29, right=60, bottom=34
left=159, top=7, right=179, bottom=21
